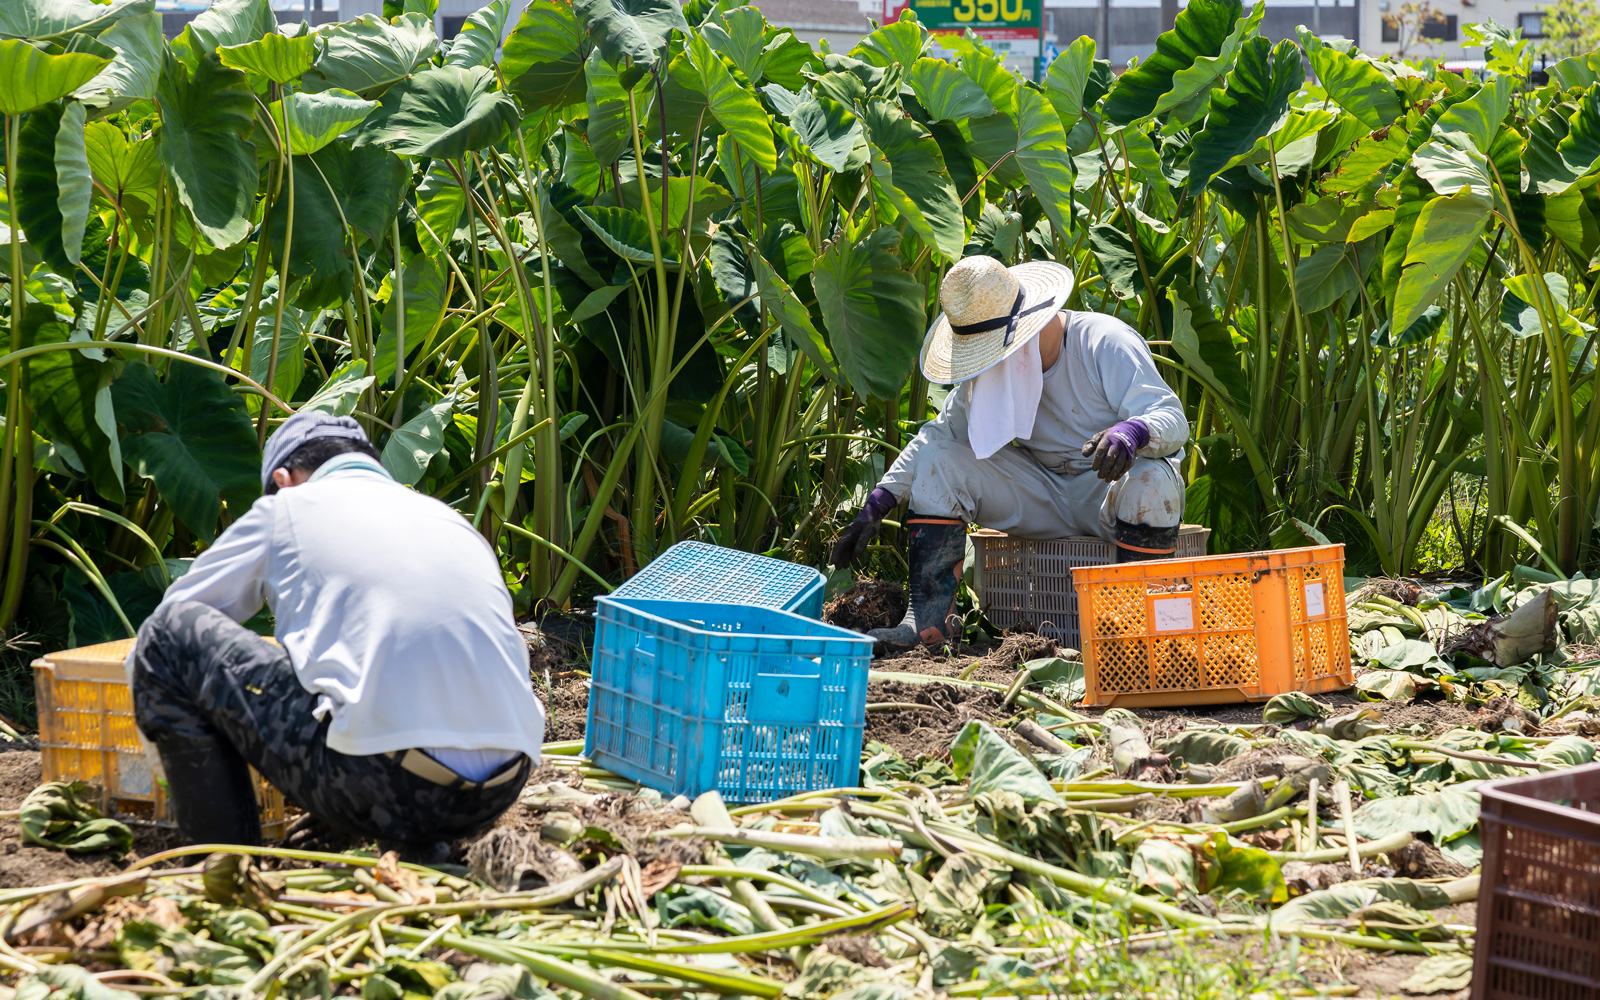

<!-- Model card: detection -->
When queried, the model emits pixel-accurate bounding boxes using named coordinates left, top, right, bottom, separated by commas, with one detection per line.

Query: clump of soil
left=979, top=632, right=1060, bottom=670
left=1127, top=702, right=1275, bottom=727
left=1373, top=697, right=1477, bottom=735
left=1321, top=691, right=1478, bottom=737
left=520, top=618, right=592, bottom=742
left=1137, top=796, right=1196, bottom=824
left=824, top=581, right=906, bottom=633
left=1351, top=577, right=1423, bottom=606
left=820, top=935, right=890, bottom=968
left=457, top=780, right=700, bottom=889
left=1210, top=743, right=1313, bottom=783
left=1569, top=643, right=1600, bottom=664
left=524, top=609, right=596, bottom=657
left=1392, top=839, right=1471, bottom=879
left=541, top=673, right=590, bottom=741
left=874, top=637, right=1048, bottom=686
left=521, top=623, right=573, bottom=679
left=864, top=678, right=1014, bottom=759
left=1142, top=715, right=1193, bottom=742
left=1475, top=695, right=1541, bottom=734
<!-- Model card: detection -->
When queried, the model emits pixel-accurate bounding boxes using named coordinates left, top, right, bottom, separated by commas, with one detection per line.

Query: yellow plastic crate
left=1072, top=544, right=1352, bottom=707
left=32, top=639, right=290, bottom=838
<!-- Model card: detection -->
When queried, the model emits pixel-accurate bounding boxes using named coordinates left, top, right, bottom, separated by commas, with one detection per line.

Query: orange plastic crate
left=32, top=639, right=290, bottom=838
left=1071, top=544, right=1352, bottom=707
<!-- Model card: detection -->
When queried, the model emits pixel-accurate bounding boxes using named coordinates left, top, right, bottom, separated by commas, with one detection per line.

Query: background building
left=153, top=0, right=1546, bottom=70
left=1049, top=0, right=1358, bottom=67
left=1358, top=0, right=1546, bottom=61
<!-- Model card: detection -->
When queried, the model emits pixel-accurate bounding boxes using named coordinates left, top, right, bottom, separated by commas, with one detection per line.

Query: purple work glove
left=831, top=487, right=899, bottom=567
left=1082, top=419, right=1150, bottom=482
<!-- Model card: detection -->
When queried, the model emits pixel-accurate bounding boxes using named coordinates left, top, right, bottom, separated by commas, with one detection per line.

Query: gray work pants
left=904, top=439, right=1184, bottom=540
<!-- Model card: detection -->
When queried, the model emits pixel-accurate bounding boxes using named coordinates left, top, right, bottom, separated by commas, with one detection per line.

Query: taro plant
left=5, top=0, right=1600, bottom=647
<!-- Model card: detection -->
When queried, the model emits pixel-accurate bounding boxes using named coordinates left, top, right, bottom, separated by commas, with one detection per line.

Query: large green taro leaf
left=156, top=50, right=258, bottom=248
left=1187, top=36, right=1303, bottom=195
left=813, top=228, right=925, bottom=400
left=0, top=39, right=107, bottom=114
left=113, top=362, right=259, bottom=543
left=21, top=303, right=124, bottom=504
left=1102, top=0, right=1244, bottom=125
left=357, top=64, right=520, bottom=158
left=500, top=0, right=586, bottom=110
left=14, top=100, right=91, bottom=274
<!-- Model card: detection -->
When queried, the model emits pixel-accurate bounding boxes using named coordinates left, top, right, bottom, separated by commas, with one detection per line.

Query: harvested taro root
left=1202, top=779, right=1266, bottom=823
left=1440, top=588, right=1558, bottom=667
left=1105, top=709, right=1169, bottom=779
left=1477, top=695, right=1542, bottom=735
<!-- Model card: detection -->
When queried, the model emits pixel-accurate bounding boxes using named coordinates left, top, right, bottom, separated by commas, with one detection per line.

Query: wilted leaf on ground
left=1270, top=877, right=1452, bottom=930
left=1157, top=730, right=1252, bottom=766
left=1131, top=838, right=1195, bottom=899
left=1262, top=691, right=1333, bottom=723
left=1353, top=782, right=1482, bottom=844
left=1355, top=669, right=1422, bottom=701
left=950, top=721, right=1063, bottom=805
left=20, top=782, right=134, bottom=858
left=1399, top=954, right=1473, bottom=994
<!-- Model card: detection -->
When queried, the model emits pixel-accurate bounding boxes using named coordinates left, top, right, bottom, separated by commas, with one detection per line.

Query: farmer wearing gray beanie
left=127, top=411, right=545, bottom=859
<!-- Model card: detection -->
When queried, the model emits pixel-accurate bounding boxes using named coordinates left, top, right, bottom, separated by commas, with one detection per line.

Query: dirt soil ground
left=0, top=749, right=182, bottom=889
left=0, top=616, right=1485, bottom=996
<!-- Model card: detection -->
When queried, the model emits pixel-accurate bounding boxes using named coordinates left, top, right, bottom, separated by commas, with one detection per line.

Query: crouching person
left=130, top=412, right=546, bottom=859
left=832, top=256, right=1188, bottom=652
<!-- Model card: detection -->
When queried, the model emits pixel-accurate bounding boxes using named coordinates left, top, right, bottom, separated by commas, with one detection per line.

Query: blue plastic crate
left=612, top=542, right=825, bottom=618
left=584, top=597, right=873, bottom=802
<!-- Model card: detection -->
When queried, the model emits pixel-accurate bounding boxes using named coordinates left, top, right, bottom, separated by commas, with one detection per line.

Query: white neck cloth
left=966, top=336, right=1044, bottom=460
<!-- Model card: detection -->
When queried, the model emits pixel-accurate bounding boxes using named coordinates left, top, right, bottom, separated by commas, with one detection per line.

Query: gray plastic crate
left=971, top=526, right=1211, bottom=649
left=613, top=541, right=825, bottom=618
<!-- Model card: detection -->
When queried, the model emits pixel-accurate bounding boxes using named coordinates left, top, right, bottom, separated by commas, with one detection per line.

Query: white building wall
left=338, top=0, right=384, bottom=18
left=1358, top=0, right=1544, bottom=59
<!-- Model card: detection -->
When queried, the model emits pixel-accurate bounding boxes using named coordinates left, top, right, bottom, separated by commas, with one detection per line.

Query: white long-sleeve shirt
left=880, top=310, right=1187, bottom=499
left=151, top=455, right=546, bottom=761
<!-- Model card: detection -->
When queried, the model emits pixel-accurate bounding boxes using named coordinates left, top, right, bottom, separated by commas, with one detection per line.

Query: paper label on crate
left=117, top=751, right=154, bottom=797
left=1305, top=582, right=1326, bottom=617
left=1151, top=596, right=1195, bottom=632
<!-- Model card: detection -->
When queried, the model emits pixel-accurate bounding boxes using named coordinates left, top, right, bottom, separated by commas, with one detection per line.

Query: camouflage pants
left=131, top=601, right=530, bottom=843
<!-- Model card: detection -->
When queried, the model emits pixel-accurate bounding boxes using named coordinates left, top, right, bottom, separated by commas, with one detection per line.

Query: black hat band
left=948, top=289, right=1055, bottom=347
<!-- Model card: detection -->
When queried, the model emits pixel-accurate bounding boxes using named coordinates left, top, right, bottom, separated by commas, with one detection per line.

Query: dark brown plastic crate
left=1474, top=762, right=1600, bottom=999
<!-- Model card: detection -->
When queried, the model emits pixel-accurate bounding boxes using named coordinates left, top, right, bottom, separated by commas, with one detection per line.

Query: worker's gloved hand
left=1083, top=419, right=1150, bottom=482
left=831, top=487, right=898, bottom=567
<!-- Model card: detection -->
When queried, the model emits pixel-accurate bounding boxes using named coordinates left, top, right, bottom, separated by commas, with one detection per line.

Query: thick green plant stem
left=492, top=140, right=562, bottom=593
left=1, top=113, right=28, bottom=631
left=259, top=92, right=296, bottom=448
left=391, top=218, right=405, bottom=426
left=906, top=812, right=1220, bottom=931
left=625, top=85, right=675, bottom=572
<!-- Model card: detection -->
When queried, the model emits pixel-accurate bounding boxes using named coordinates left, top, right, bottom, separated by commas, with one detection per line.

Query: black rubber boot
left=1114, top=519, right=1180, bottom=563
left=869, top=515, right=966, bottom=653
left=154, top=737, right=263, bottom=846
left=380, top=839, right=453, bottom=866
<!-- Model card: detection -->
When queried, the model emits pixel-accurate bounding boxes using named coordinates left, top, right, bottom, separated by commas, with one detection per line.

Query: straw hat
left=920, top=257, right=1075, bottom=384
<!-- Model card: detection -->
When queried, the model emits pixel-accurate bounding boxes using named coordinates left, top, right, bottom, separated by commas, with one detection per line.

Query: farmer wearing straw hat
left=831, top=256, right=1188, bottom=651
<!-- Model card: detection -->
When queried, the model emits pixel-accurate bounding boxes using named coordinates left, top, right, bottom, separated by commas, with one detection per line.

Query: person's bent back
left=129, top=413, right=546, bottom=858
